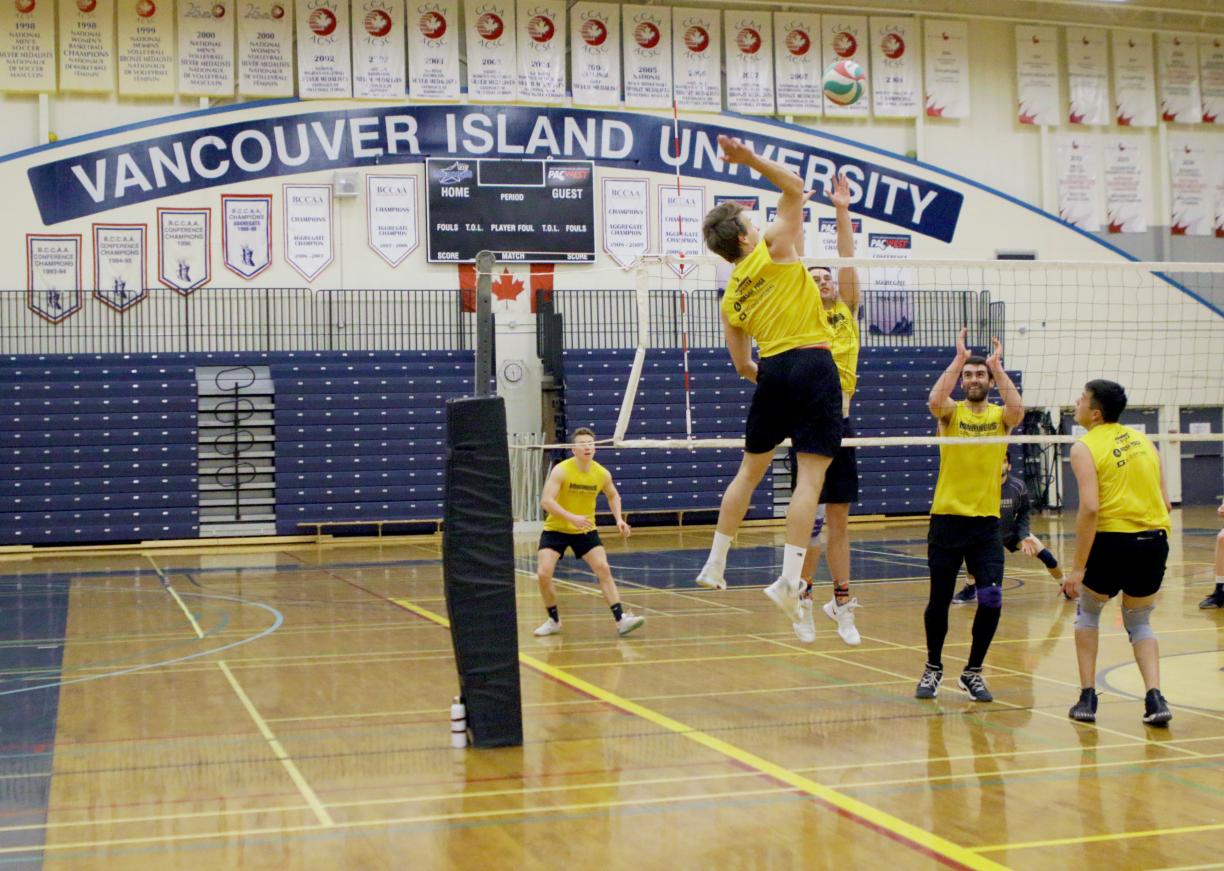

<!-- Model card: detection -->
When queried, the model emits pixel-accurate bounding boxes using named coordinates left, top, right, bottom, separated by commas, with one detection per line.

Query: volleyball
left=822, top=59, right=866, bottom=106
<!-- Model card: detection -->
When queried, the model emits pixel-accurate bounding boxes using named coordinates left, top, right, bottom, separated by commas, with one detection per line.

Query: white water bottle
left=450, top=697, right=467, bottom=749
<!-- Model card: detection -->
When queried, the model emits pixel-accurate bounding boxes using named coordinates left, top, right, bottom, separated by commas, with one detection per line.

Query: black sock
left=1216, top=582, right=1224, bottom=594
left=1037, top=548, right=1059, bottom=569
left=547, top=605, right=559, bottom=623
left=611, top=603, right=623, bottom=621
left=967, top=604, right=1002, bottom=669
left=834, top=583, right=850, bottom=604
left=924, top=602, right=949, bottom=668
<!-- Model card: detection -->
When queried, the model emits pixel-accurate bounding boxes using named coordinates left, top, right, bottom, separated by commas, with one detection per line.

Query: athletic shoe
left=533, top=618, right=562, bottom=637
left=616, top=612, right=645, bottom=636
left=1199, top=589, right=1224, bottom=609
left=793, top=597, right=816, bottom=643
left=951, top=585, right=977, bottom=604
left=915, top=664, right=943, bottom=699
left=696, top=564, right=727, bottom=591
left=764, top=576, right=803, bottom=622
left=958, top=668, right=994, bottom=702
left=1143, top=689, right=1172, bottom=726
left=1068, top=688, right=1098, bottom=723
left=822, top=597, right=862, bottom=646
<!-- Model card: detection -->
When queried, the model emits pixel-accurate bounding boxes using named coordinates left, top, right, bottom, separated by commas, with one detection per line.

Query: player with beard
left=915, top=329, right=1024, bottom=702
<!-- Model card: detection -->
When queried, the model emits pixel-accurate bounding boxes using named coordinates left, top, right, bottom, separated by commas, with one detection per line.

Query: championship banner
left=26, top=235, right=82, bottom=324
left=1157, top=34, right=1200, bottom=124
left=407, top=0, right=459, bottom=100
left=283, top=183, right=334, bottom=281
left=866, top=232, right=911, bottom=336
left=1216, top=149, right=1224, bottom=237
left=772, top=13, right=821, bottom=115
left=1066, top=27, right=1109, bottom=126
left=178, top=0, right=235, bottom=96
left=1112, top=30, right=1156, bottom=127
left=352, top=0, right=405, bottom=99
left=157, top=207, right=210, bottom=293
left=515, top=0, right=564, bottom=103
left=622, top=4, right=671, bottom=110
left=569, top=2, right=619, bottom=108
left=1015, top=26, right=1059, bottom=125
left=722, top=11, right=771, bottom=115
left=923, top=20, right=969, bottom=118
left=1201, top=36, right=1224, bottom=124
left=870, top=17, right=917, bottom=118
left=0, top=0, right=56, bottom=93
left=366, top=173, right=418, bottom=266
left=59, top=0, right=115, bottom=93
left=1169, top=142, right=1211, bottom=236
left=822, top=15, right=869, bottom=117
left=672, top=8, right=720, bottom=112
left=1103, top=139, right=1146, bottom=234
left=117, top=0, right=176, bottom=96
left=464, top=0, right=516, bottom=102
left=297, top=0, right=352, bottom=98
left=222, top=193, right=272, bottom=279
left=93, top=223, right=146, bottom=311
left=237, top=0, right=294, bottom=97
left=1055, top=135, right=1101, bottom=231
left=658, top=184, right=703, bottom=277
left=601, top=177, right=648, bottom=267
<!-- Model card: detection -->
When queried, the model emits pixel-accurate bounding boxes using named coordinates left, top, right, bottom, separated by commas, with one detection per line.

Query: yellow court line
left=390, top=597, right=1004, bottom=871
left=972, top=820, right=1224, bottom=853
left=217, top=661, right=335, bottom=828
left=144, top=555, right=206, bottom=639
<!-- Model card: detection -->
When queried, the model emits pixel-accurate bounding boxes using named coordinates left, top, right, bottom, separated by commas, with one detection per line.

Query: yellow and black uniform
left=822, top=298, right=861, bottom=505
left=540, top=458, right=609, bottom=558
left=722, top=240, right=842, bottom=457
left=1080, top=423, right=1170, bottom=598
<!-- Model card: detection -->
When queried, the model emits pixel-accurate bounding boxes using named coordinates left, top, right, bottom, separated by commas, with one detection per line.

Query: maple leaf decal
left=492, top=268, right=525, bottom=301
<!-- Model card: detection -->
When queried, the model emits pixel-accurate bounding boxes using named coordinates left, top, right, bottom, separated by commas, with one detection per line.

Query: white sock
left=781, top=544, right=807, bottom=586
left=706, top=531, right=733, bottom=569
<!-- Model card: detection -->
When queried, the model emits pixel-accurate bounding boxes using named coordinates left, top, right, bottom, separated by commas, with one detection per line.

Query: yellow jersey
left=543, top=458, right=609, bottom=533
left=930, top=402, right=1010, bottom=517
left=1080, top=423, right=1170, bottom=533
left=826, top=298, right=860, bottom=409
left=720, top=240, right=832, bottom=358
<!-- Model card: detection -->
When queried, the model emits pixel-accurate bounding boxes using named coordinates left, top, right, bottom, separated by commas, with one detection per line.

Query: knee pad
left=811, top=515, right=825, bottom=543
left=1075, top=593, right=1106, bottom=630
left=1122, top=604, right=1156, bottom=644
left=977, top=585, right=1002, bottom=609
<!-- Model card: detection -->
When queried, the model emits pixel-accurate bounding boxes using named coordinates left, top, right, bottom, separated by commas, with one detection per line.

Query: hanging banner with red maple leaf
left=1015, top=25, right=1059, bottom=126
left=458, top=263, right=554, bottom=312
left=1103, top=138, right=1146, bottom=234
left=1169, top=141, right=1211, bottom=236
left=724, top=11, right=774, bottom=115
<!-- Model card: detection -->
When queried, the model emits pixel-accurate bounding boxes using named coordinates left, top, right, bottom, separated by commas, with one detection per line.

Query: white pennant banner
left=1157, top=34, right=1200, bottom=124
left=724, top=11, right=773, bottom=115
left=26, top=235, right=83, bottom=324
left=284, top=184, right=335, bottom=281
left=297, top=0, right=353, bottom=97
left=464, top=0, right=516, bottom=102
left=659, top=184, right=704, bottom=277
left=1200, top=36, right=1224, bottom=125
left=158, top=207, right=211, bottom=293
left=1066, top=27, right=1109, bottom=126
left=570, top=2, right=619, bottom=107
left=1169, top=141, right=1211, bottom=236
left=772, top=13, right=821, bottom=115
left=601, top=177, right=649, bottom=267
left=93, top=224, right=147, bottom=312
left=222, top=194, right=272, bottom=279
left=366, top=174, right=418, bottom=267
left=622, top=4, right=671, bottom=109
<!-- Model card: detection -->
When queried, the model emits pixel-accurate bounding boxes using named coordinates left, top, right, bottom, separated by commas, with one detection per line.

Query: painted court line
left=145, top=555, right=206, bottom=640
left=389, top=596, right=1004, bottom=871
left=971, top=820, right=1224, bottom=853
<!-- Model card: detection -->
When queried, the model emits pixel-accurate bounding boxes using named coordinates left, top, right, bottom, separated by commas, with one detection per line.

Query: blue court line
left=0, top=557, right=443, bottom=586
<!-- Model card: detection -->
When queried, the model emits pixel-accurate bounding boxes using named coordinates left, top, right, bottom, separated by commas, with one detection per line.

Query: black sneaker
left=958, top=668, right=994, bottom=702
left=1199, top=589, right=1224, bottom=609
left=1069, top=688, right=1098, bottom=723
left=915, top=664, right=943, bottom=699
left=1143, top=689, right=1172, bottom=726
left=951, top=585, right=977, bottom=604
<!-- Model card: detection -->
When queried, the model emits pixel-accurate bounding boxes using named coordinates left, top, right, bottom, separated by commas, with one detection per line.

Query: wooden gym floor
left=0, top=507, right=1221, bottom=870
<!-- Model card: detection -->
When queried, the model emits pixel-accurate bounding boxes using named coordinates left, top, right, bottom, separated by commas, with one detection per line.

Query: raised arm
left=717, top=135, right=805, bottom=262
left=928, top=326, right=970, bottom=426
left=986, top=337, right=1024, bottom=431
left=1063, top=441, right=1099, bottom=599
left=829, top=172, right=860, bottom=316
left=721, top=308, right=757, bottom=383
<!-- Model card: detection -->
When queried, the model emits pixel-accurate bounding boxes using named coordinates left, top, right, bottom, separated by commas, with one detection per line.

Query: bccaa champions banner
left=158, top=207, right=210, bottom=292
left=93, top=223, right=147, bottom=311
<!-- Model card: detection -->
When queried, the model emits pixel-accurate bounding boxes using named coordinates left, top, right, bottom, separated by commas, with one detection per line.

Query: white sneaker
left=696, top=564, right=727, bottom=590
left=616, top=612, right=645, bottom=636
left=533, top=618, right=562, bottom=637
left=822, top=597, right=862, bottom=646
left=793, top=597, right=816, bottom=643
left=764, top=576, right=803, bottom=622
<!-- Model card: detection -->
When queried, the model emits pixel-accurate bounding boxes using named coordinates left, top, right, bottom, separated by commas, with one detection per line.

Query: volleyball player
left=1199, top=500, right=1224, bottom=609
left=916, top=330, right=1024, bottom=702
left=1063, top=380, right=1172, bottom=726
left=533, top=428, right=644, bottom=637
left=792, top=172, right=862, bottom=646
left=952, top=456, right=1062, bottom=604
left=695, top=135, right=840, bottom=624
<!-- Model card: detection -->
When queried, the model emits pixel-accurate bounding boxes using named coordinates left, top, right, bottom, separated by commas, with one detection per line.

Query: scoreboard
left=426, top=158, right=596, bottom=264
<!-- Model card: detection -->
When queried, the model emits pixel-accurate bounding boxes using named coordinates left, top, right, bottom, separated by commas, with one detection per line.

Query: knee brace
left=1122, top=604, right=1156, bottom=644
left=977, top=585, right=1003, bottom=608
left=1075, top=593, right=1106, bottom=630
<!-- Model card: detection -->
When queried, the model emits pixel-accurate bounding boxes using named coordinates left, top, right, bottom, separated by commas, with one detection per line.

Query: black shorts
left=928, top=514, right=1004, bottom=587
left=787, top=418, right=858, bottom=504
left=1083, top=530, right=1168, bottom=598
left=745, top=347, right=842, bottom=457
left=538, top=530, right=603, bottom=559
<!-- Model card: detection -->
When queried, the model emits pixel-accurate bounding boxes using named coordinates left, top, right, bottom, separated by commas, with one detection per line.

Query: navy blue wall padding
left=442, top=396, right=522, bottom=749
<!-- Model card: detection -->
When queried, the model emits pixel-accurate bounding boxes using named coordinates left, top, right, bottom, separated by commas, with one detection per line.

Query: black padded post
left=442, top=395, right=522, bottom=747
